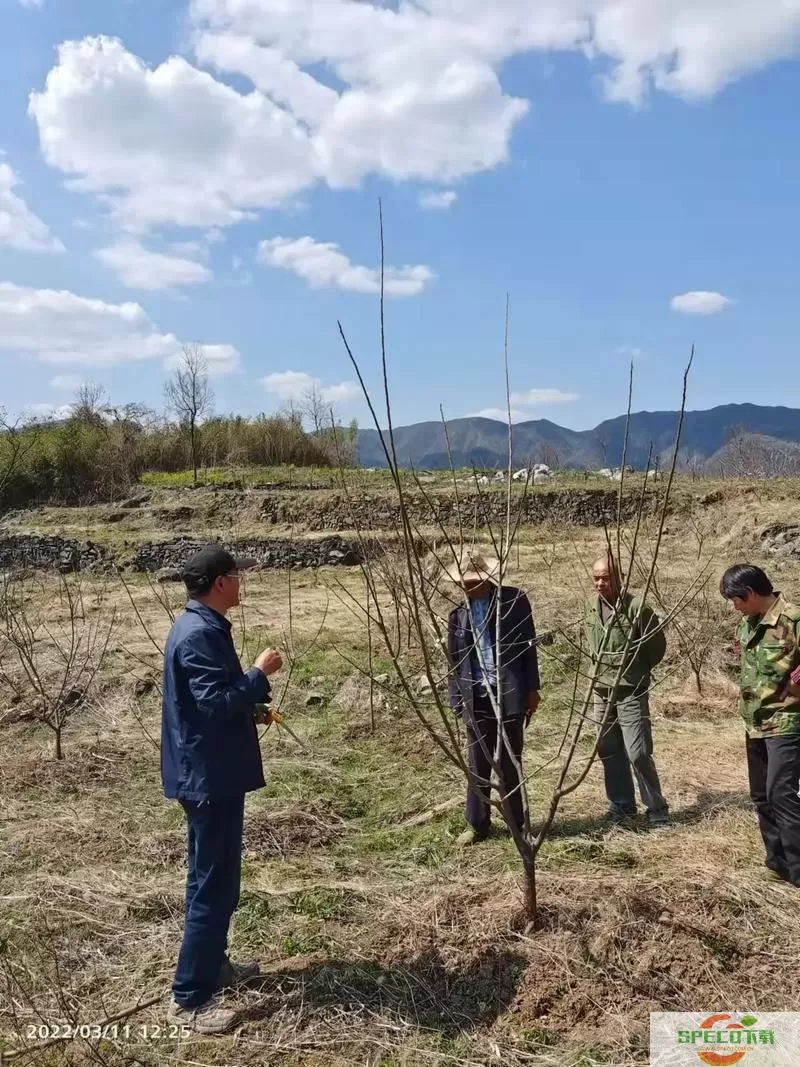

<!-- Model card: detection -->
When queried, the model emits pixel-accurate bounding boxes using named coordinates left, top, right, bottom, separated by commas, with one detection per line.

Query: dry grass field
left=3, top=479, right=800, bottom=1066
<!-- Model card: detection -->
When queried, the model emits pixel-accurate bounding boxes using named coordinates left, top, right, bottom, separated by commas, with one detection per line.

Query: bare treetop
left=165, top=344, right=213, bottom=484
left=73, top=381, right=108, bottom=423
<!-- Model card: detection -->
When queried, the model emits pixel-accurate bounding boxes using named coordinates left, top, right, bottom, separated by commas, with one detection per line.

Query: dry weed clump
left=1, top=741, right=134, bottom=796
left=244, top=803, right=346, bottom=859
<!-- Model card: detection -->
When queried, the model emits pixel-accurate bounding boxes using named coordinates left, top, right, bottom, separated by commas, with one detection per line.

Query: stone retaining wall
left=258, top=489, right=651, bottom=531
left=133, top=536, right=372, bottom=573
left=0, top=535, right=110, bottom=573
left=0, top=534, right=383, bottom=574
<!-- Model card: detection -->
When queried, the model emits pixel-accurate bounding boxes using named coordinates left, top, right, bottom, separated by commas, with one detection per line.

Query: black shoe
left=647, top=809, right=671, bottom=828
left=763, top=865, right=791, bottom=884
left=216, top=956, right=261, bottom=991
left=604, top=809, right=636, bottom=826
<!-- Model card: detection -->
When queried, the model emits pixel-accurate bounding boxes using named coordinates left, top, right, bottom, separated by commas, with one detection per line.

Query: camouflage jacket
left=736, top=594, right=800, bottom=739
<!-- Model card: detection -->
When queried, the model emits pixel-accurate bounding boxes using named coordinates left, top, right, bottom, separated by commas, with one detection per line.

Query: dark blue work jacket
left=447, top=586, right=540, bottom=721
left=161, top=600, right=269, bottom=800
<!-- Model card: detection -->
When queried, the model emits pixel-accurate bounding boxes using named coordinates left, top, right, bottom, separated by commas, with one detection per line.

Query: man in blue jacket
left=446, top=551, right=541, bottom=846
left=163, top=547, right=282, bottom=1034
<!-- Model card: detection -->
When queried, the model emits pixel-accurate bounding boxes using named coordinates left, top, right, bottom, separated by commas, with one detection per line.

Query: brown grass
left=3, top=484, right=800, bottom=1065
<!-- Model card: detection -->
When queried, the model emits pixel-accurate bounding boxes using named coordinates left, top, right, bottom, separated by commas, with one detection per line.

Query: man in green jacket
left=721, top=563, right=800, bottom=886
left=586, top=554, right=669, bottom=826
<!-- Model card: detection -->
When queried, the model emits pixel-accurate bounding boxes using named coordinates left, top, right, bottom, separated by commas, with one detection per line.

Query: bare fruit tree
left=72, top=381, right=108, bottom=424
left=301, top=381, right=328, bottom=435
left=0, top=573, right=117, bottom=760
left=165, top=344, right=213, bottom=484
left=330, top=206, right=698, bottom=925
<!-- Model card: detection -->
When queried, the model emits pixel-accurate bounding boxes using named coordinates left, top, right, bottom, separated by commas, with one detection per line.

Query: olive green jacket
left=585, top=593, right=666, bottom=693
left=736, top=594, right=800, bottom=739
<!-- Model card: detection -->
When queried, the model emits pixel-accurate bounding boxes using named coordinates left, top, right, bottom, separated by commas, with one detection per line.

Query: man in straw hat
left=446, top=549, right=541, bottom=846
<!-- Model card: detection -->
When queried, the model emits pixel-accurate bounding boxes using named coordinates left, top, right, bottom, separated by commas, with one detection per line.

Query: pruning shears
left=254, top=703, right=308, bottom=752
left=259, top=705, right=285, bottom=726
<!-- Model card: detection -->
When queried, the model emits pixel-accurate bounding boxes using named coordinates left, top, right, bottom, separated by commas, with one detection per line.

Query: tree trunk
left=54, top=724, right=63, bottom=761
left=692, top=665, right=703, bottom=695
left=367, top=605, right=375, bottom=736
left=522, top=854, right=537, bottom=926
left=190, top=417, right=197, bottom=485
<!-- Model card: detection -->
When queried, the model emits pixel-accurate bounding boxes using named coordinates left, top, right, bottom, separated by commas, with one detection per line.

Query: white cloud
left=261, top=370, right=360, bottom=406
left=0, top=282, right=240, bottom=372
left=194, top=21, right=527, bottom=190
left=670, top=291, right=732, bottom=315
left=473, top=387, right=578, bottom=421
left=29, top=37, right=318, bottom=230
left=26, top=404, right=74, bottom=421
left=168, top=240, right=211, bottom=263
left=509, top=388, right=579, bottom=406
left=28, top=8, right=800, bottom=232
left=94, top=239, right=213, bottom=291
left=193, top=1, right=800, bottom=115
left=19, top=0, right=43, bottom=8
left=257, top=236, right=434, bottom=296
left=0, top=163, right=64, bottom=253
left=472, top=407, right=527, bottom=423
left=419, top=190, right=458, bottom=211
left=50, top=373, right=84, bottom=392
left=590, top=1, right=800, bottom=104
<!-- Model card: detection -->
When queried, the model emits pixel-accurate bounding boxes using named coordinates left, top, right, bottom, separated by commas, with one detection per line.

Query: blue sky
left=1, top=0, right=799, bottom=431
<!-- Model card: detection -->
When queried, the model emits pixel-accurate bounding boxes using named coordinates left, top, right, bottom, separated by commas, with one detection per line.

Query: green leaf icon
left=740, top=1016, right=758, bottom=1027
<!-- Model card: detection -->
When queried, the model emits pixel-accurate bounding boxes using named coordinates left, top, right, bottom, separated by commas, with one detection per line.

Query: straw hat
left=443, top=549, right=501, bottom=586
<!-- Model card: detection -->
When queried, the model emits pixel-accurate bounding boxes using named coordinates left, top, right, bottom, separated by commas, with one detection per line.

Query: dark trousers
left=172, top=795, right=245, bottom=1008
left=465, top=713, right=525, bottom=835
left=746, top=735, right=800, bottom=886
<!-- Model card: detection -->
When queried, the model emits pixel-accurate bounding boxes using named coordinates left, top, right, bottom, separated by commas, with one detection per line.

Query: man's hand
left=778, top=664, right=800, bottom=702
left=255, top=648, right=283, bottom=676
left=253, top=704, right=285, bottom=727
left=525, top=690, right=541, bottom=727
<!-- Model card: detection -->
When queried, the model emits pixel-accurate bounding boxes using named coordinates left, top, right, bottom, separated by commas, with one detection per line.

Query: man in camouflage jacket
left=721, top=563, right=800, bottom=886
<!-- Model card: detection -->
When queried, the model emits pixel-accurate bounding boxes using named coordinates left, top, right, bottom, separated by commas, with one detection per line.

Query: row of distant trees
left=0, top=345, right=359, bottom=510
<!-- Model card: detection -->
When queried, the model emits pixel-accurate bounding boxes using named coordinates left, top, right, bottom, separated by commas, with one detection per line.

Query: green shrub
left=0, top=409, right=358, bottom=510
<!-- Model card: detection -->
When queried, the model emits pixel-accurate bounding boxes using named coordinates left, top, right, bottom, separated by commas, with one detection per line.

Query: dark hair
left=720, top=563, right=773, bottom=601
left=182, top=547, right=238, bottom=598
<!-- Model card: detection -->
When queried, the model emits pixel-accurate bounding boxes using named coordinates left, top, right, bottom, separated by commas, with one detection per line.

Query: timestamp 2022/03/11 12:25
left=25, top=1022, right=191, bottom=1042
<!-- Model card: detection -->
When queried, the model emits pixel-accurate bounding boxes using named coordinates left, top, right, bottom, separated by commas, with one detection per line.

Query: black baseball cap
left=182, top=547, right=241, bottom=595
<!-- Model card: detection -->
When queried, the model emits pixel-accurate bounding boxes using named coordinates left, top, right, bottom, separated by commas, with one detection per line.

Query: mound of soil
left=364, top=876, right=800, bottom=1060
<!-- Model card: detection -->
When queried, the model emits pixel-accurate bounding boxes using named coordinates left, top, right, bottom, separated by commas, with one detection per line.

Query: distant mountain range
left=356, top=404, right=800, bottom=471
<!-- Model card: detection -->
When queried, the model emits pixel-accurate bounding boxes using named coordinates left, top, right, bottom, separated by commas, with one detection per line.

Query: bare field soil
left=3, top=483, right=800, bottom=1065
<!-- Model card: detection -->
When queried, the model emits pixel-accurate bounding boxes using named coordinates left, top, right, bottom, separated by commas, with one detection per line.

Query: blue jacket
left=161, top=600, right=270, bottom=800
left=447, top=586, right=540, bottom=721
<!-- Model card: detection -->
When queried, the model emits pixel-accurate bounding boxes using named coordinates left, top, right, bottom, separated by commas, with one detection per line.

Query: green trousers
left=593, top=688, right=668, bottom=819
